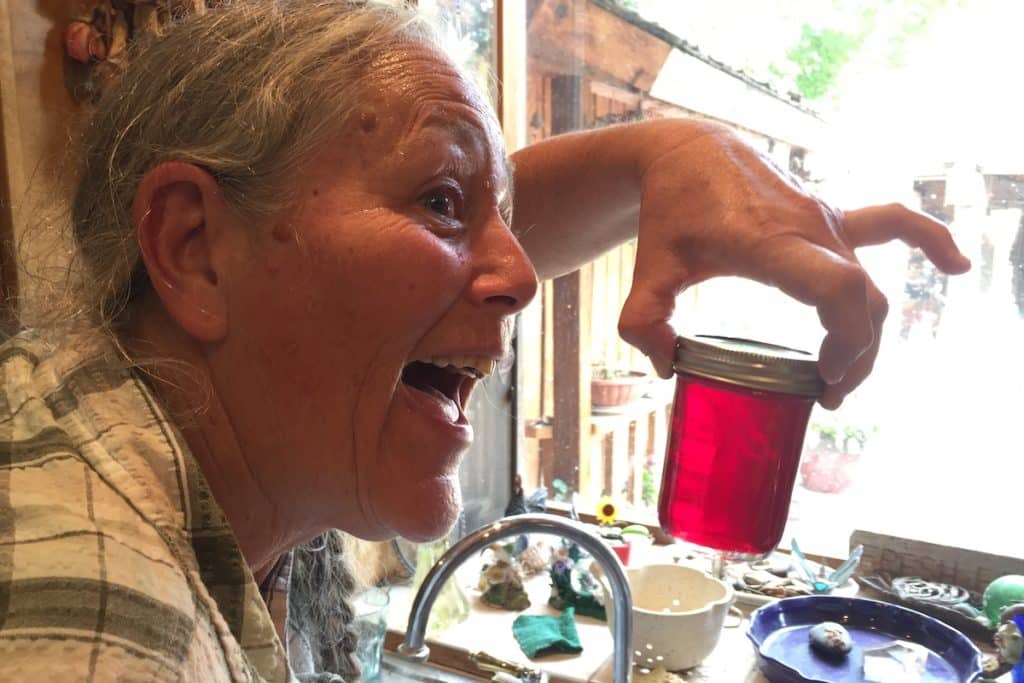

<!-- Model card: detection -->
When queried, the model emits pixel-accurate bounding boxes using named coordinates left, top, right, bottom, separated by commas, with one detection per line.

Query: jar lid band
left=673, top=335, right=824, bottom=397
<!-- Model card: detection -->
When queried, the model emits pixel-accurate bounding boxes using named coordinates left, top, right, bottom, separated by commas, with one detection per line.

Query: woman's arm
left=510, top=119, right=700, bottom=280
left=509, top=118, right=971, bottom=408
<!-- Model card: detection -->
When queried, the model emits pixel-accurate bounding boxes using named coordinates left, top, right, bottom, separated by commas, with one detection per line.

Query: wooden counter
left=383, top=546, right=766, bottom=682
left=383, top=543, right=1010, bottom=682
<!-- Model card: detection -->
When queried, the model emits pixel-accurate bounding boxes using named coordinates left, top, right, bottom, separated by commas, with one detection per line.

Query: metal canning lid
left=674, top=335, right=824, bottom=397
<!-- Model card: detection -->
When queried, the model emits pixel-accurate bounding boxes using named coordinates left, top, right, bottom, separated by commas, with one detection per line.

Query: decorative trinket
left=808, top=621, right=852, bottom=658
left=516, top=539, right=550, bottom=576
left=987, top=607, right=1024, bottom=682
left=63, top=21, right=107, bottom=63
left=502, top=475, right=548, bottom=575
left=749, top=553, right=792, bottom=578
left=982, top=575, right=1024, bottom=626
left=595, top=496, right=618, bottom=526
left=995, top=617, right=1023, bottom=666
left=546, top=542, right=606, bottom=621
left=792, top=538, right=863, bottom=594
left=732, top=569, right=813, bottom=599
left=62, top=1, right=217, bottom=102
left=478, top=543, right=530, bottom=612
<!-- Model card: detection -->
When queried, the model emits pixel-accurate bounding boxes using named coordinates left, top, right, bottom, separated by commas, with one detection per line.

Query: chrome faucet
left=397, top=513, right=634, bottom=683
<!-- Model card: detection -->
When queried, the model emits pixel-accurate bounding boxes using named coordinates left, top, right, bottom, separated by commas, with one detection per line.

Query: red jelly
left=658, top=336, right=823, bottom=558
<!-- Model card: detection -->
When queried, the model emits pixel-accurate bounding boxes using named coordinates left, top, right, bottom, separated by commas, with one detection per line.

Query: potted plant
left=590, top=364, right=649, bottom=408
left=799, top=418, right=873, bottom=494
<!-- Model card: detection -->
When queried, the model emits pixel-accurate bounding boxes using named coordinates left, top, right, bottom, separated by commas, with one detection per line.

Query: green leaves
left=778, top=0, right=962, bottom=100
left=787, top=24, right=863, bottom=100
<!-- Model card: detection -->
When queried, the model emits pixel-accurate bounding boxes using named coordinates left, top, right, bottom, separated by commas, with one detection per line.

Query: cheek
left=298, top=224, right=471, bottom=341
left=232, top=224, right=472, bottom=418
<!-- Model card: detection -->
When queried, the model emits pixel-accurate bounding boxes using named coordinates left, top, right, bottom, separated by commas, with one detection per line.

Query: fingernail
left=820, top=366, right=844, bottom=384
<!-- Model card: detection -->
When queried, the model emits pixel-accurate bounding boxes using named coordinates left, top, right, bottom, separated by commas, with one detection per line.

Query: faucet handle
left=469, top=651, right=547, bottom=682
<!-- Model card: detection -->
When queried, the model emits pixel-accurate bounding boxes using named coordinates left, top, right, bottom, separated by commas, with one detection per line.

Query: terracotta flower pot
left=799, top=448, right=858, bottom=494
left=591, top=371, right=648, bottom=408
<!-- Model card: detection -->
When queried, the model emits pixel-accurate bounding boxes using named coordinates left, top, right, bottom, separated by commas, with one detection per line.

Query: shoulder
left=0, top=508, right=202, bottom=679
left=0, top=448, right=201, bottom=678
left=0, top=332, right=202, bottom=677
left=0, top=637, right=182, bottom=681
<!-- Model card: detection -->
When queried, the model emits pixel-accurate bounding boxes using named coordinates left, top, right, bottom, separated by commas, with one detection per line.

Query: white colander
left=600, top=563, right=736, bottom=672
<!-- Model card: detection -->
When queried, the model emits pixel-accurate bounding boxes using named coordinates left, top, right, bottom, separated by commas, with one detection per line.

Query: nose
left=468, top=215, right=538, bottom=313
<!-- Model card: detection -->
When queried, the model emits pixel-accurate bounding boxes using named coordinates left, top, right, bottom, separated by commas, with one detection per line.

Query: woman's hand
left=617, top=124, right=971, bottom=409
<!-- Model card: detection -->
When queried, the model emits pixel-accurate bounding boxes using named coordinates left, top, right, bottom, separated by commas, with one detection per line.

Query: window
left=507, top=0, right=1024, bottom=560
left=418, top=0, right=498, bottom=106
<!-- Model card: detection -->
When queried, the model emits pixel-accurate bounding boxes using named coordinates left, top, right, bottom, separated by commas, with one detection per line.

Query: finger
left=819, top=281, right=889, bottom=409
left=756, top=242, right=877, bottom=384
left=843, top=204, right=972, bottom=274
left=618, top=260, right=689, bottom=379
left=815, top=271, right=873, bottom=386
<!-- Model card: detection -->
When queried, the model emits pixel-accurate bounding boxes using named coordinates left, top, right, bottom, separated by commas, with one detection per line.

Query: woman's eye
left=421, top=187, right=462, bottom=221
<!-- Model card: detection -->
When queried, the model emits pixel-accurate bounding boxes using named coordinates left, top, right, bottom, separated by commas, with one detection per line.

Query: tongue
left=415, top=384, right=460, bottom=423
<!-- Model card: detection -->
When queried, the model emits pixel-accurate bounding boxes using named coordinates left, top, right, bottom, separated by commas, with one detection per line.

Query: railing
left=523, top=395, right=671, bottom=507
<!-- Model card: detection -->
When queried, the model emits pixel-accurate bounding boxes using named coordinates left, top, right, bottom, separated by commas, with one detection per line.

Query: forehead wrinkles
left=370, top=44, right=472, bottom=100
left=366, top=44, right=501, bottom=152
left=359, top=44, right=510, bottom=198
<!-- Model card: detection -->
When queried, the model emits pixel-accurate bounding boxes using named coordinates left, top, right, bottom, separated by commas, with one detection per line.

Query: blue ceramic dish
left=747, top=596, right=984, bottom=682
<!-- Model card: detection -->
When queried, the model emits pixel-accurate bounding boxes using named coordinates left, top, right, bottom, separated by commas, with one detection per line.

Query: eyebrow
left=412, top=114, right=515, bottom=221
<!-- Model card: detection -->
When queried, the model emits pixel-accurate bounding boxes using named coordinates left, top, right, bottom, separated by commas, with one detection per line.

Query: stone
left=751, top=554, right=792, bottom=577
left=809, top=621, right=853, bottom=658
left=784, top=583, right=813, bottom=597
left=742, top=570, right=777, bottom=588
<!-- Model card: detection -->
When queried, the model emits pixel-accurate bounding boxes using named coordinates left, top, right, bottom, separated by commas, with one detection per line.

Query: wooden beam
left=590, top=80, right=642, bottom=108
left=552, top=265, right=591, bottom=493
left=548, top=68, right=591, bottom=495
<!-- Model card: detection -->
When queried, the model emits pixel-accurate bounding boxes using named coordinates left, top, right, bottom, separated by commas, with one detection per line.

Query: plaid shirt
left=0, top=332, right=291, bottom=682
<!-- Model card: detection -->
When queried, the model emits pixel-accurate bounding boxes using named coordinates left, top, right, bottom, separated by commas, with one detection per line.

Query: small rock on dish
left=808, top=621, right=853, bottom=658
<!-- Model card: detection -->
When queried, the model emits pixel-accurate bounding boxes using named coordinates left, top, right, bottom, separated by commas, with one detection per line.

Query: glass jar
left=658, top=335, right=824, bottom=559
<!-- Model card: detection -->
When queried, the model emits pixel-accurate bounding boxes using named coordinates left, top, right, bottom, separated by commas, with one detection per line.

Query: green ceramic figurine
left=982, top=576, right=1024, bottom=627
left=478, top=542, right=531, bottom=612
left=980, top=577, right=1024, bottom=682
left=547, top=541, right=606, bottom=621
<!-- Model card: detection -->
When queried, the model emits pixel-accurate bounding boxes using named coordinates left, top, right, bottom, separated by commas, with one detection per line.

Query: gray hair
left=70, top=0, right=436, bottom=331
left=63, top=3, right=443, bottom=676
left=289, top=530, right=361, bottom=679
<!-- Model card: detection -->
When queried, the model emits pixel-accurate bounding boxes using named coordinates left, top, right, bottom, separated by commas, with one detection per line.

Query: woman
left=0, top=1, right=968, bottom=681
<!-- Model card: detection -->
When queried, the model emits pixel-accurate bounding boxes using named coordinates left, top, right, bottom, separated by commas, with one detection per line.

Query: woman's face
left=214, top=41, right=537, bottom=542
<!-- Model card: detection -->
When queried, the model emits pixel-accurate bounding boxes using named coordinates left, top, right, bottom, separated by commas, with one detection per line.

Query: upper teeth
left=427, top=356, right=496, bottom=379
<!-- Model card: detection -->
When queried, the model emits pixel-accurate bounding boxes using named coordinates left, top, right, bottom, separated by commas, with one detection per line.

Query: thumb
left=618, top=283, right=680, bottom=379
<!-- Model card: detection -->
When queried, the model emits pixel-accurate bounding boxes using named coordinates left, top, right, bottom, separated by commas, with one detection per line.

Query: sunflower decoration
left=595, top=496, right=619, bottom=526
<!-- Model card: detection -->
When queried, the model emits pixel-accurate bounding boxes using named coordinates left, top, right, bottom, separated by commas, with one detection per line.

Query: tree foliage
left=780, top=0, right=964, bottom=101
left=786, top=25, right=863, bottom=100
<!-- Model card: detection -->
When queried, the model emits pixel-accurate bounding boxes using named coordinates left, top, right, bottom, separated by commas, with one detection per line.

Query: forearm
left=510, top=118, right=721, bottom=280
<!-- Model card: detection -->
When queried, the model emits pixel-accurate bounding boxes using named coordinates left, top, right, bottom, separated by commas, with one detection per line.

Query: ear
left=132, top=162, right=230, bottom=342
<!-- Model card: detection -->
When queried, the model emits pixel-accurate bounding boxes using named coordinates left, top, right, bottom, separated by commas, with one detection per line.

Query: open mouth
left=400, top=357, right=494, bottom=423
